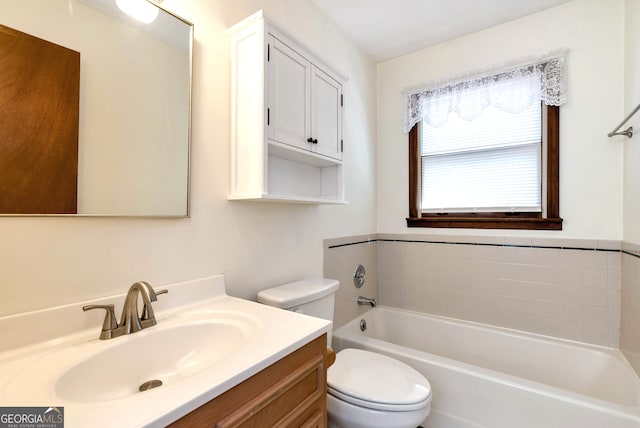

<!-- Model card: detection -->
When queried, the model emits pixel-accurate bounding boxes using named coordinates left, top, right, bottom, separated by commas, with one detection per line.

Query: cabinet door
left=167, top=335, right=328, bottom=428
left=311, top=66, right=342, bottom=160
left=268, top=36, right=310, bottom=151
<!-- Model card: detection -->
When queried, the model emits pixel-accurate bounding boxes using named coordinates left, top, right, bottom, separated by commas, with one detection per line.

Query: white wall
left=0, top=0, right=377, bottom=316
left=377, top=0, right=625, bottom=239
left=623, top=0, right=640, bottom=242
left=620, top=0, right=640, bottom=375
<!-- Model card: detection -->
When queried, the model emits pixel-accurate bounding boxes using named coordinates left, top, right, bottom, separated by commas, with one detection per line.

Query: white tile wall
left=621, top=245, right=640, bottom=375
left=377, top=236, right=621, bottom=347
left=323, top=235, right=378, bottom=329
left=325, top=234, right=624, bottom=348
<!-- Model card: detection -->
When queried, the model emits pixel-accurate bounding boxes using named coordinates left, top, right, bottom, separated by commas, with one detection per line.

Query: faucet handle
left=83, top=304, right=119, bottom=340
left=142, top=289, right=167, bottom=319
left=140, top=289, right=168, bottom=328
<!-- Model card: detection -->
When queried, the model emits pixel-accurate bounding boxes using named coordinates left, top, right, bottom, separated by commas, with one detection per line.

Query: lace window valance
left=403, top=49, right=568, bottom=133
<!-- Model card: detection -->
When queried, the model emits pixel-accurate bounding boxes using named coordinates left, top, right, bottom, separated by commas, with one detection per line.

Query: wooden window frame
left=407, top=105, right=562, bottom=230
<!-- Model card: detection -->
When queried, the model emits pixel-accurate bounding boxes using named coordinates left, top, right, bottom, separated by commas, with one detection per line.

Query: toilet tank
left=257, top=278, right=339, bottom=341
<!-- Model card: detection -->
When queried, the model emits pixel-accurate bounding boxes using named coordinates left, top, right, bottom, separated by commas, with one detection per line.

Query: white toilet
left=257, top=278, right=432, bottom=428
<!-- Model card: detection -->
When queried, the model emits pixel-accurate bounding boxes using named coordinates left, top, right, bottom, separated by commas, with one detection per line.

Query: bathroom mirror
left=0, top=0, right=192, bottom=217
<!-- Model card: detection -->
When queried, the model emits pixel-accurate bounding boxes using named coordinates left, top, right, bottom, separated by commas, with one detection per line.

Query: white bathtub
left=332, top=306, right=640, bottom=428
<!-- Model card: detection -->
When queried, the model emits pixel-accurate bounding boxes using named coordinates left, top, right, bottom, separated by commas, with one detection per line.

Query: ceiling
left=312, top=0, right=572, bottom=62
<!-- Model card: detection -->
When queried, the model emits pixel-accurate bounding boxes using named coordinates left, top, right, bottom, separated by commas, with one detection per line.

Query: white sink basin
left=3, top=310, right=260, bottom=404
left=0, top=276, right=331, bottom=428
left=57, top=318, right=251, bottom=402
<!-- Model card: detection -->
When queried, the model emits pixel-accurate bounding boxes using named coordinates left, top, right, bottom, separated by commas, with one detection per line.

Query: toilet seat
left=328, top=386, right=430, bottom=412
left=327, top=349, right=432, bottom=412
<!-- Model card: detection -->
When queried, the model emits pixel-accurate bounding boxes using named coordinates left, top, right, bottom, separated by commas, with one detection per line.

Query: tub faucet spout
left=357, top=296, right=376, bottom=307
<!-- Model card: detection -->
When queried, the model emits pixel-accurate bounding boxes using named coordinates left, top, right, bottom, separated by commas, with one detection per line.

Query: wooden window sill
left=406, top=216, right=563, bottom=230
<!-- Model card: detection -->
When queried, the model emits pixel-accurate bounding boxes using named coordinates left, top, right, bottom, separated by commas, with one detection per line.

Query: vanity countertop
left=0, top=275, right=331, bottom=427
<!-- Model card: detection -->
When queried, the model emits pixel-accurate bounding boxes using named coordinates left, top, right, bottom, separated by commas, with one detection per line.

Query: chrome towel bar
left=608, top=103, right=640, bottom=138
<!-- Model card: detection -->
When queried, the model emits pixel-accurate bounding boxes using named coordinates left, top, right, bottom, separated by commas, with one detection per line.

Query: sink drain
left=139, top=379, right=163, bottom=392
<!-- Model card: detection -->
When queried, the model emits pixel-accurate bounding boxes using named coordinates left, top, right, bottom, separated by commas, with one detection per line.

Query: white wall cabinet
left=229, top=11, right=346, bottom=204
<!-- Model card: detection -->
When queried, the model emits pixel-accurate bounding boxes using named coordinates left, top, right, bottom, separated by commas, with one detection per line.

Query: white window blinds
left=420, top=101, right=542, bottom=213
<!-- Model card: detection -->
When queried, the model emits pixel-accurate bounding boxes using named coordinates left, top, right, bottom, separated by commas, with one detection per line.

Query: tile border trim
left=327, top=239, right=377, bottom=249
left=623, top=250, right=640, bottom=259
left=328, top=235, right=622, bottom=253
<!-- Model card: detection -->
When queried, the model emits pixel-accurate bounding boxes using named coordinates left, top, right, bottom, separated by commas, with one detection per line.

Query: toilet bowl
left=327, top=348, right=431, bottom=428
left=257, top=278, right=432, bottom=428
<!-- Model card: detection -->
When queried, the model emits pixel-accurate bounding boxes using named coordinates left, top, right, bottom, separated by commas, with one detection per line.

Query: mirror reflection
left=0, top=0, right=192, bottom=216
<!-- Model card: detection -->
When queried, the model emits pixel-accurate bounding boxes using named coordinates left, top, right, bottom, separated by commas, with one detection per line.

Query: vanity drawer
left=169, top=334, right=328, bottom=428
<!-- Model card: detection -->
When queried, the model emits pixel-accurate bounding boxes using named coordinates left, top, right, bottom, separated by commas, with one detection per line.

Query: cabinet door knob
left=306, top=137, right=313, bottom=143
left=312, top=139, right=318, bottom=144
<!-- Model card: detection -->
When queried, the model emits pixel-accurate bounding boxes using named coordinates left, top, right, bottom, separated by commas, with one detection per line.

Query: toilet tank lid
left=257, top=278, right=339, bottom=309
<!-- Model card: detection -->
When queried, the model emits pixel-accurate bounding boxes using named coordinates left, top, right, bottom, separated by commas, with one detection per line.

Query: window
left=421, top=102, right=542, bottom=213
left=404, top=52, right=567, bottom=230
left=408, top=105, right=561, bottom=230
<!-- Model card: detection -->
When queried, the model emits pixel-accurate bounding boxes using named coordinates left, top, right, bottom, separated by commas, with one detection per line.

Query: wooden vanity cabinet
left=169, top=334, right=332, bottom=428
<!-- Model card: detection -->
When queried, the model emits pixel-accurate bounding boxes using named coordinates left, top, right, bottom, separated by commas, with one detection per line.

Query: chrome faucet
left=120, top=281, right=161, bottom=334
left=357, top=295, right=376, bottom=307
left=83, top=281, right=167, bottom=340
